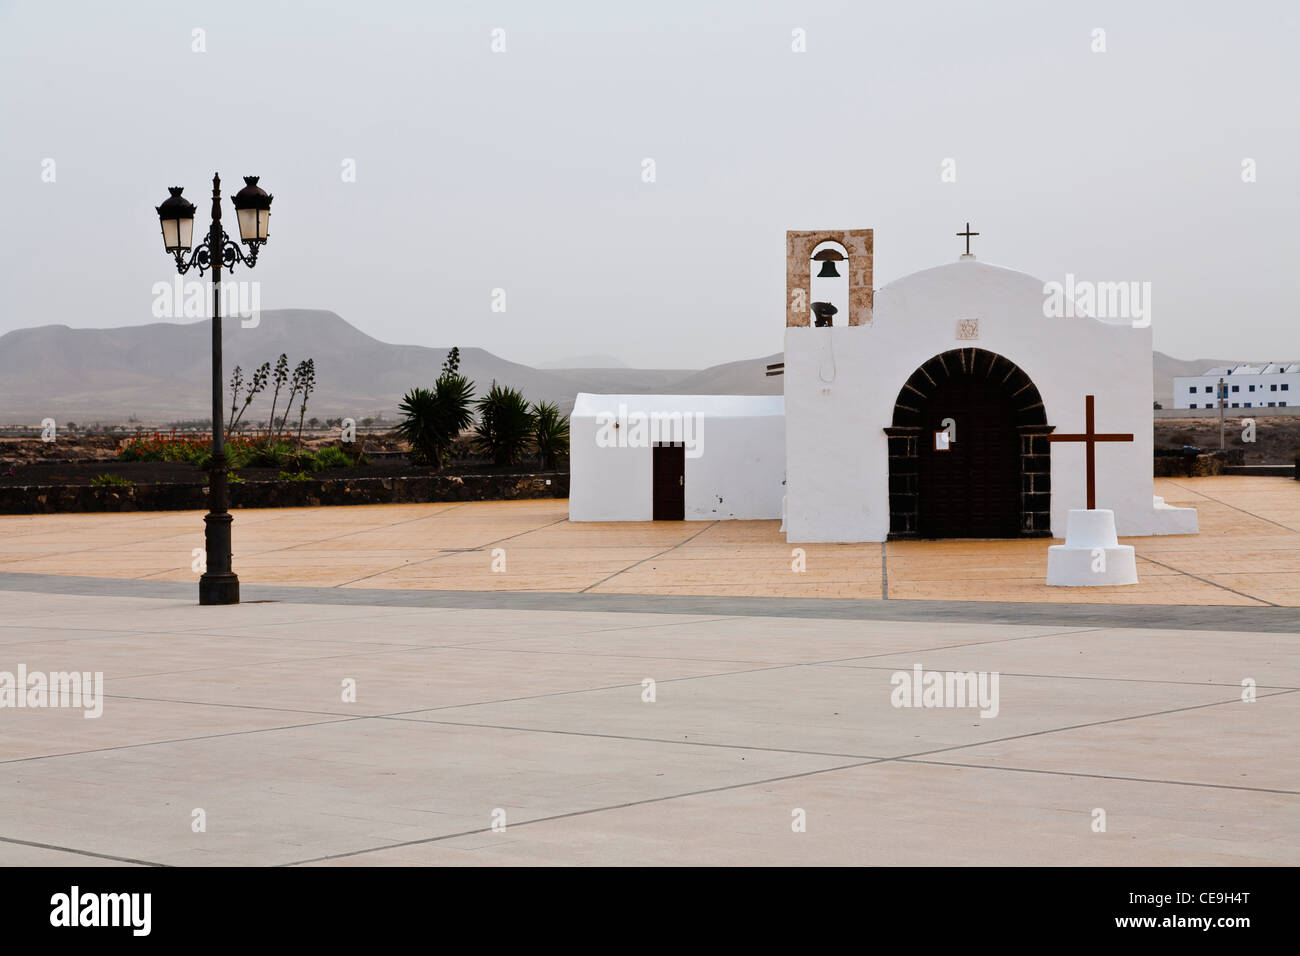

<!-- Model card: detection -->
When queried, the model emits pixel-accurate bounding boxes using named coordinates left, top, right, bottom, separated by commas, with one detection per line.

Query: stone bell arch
left=785, top=229, right=873, bottom=327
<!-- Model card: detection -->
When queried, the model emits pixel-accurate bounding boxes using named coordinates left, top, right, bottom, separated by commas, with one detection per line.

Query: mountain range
left=0, top=309, right=1257, bottom=423
left=0, top=310, right=780, bottom=423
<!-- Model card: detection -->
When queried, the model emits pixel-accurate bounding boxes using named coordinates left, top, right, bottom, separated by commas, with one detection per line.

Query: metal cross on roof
left=956, top=222, right=979, bottom=255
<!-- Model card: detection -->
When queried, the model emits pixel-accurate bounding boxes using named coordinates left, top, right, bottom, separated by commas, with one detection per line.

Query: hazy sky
left=2, top=0, right=1296, bottom=368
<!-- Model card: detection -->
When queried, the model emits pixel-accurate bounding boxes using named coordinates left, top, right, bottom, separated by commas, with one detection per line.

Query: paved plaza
left=0, top=475, right=1296, bottom=866
left=2, top=477, right=1299, bottom=605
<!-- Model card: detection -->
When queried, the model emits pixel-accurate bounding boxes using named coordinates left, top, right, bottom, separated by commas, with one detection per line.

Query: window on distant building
left=1282, top=402, right=1289, bottom=407
left=1188, top=386, right=1196, bottom=393
left=1245, top=402, right=1252, bottom=407
left=1232, top=385, right=1240, bottom=392
left=1204, top=386, right=1212, bottom=392
left=1271, top=384, right=1278, bottom=391
left=1249, top=385, right=1256, bottom=391
left=1268, top=402, right=1276, bottom=407
left=1283, top=384, right=1291, bottom=391
left=1231, top=402, right=1240, bottom=408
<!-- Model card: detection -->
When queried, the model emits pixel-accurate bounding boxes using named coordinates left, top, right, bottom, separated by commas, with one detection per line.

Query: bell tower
left=785, top=229, right=873, bottom=327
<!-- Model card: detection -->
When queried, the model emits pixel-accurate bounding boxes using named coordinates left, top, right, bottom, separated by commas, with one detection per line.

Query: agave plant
left=227, top=361, right=269, bottom=438
left=396, top=371, right=476, bottom=467
left=264, top=353, right=289, bottom=439
left=532, top=401, right=569, bottom=470
left=474, top=383, right=536, bottom=467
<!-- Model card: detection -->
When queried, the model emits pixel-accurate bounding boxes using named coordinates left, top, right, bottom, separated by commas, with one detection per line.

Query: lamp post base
left=199, top=572, right=240, bottom=606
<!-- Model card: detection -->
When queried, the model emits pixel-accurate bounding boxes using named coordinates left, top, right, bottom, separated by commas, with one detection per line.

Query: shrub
left=90, top=473, right=134, bottom=487
left=397, top=372, right=476, bottom=467
left=120, top=431, right=207, bottom=463
left=475, top=383, right=536, bottom=466
left=532, top=401, right=569, bottom=470
left=277, top=470, right=314, bottom=482
left=245, top=439, right=296, bottom=469
left=314, top=445, right=351, bottom=469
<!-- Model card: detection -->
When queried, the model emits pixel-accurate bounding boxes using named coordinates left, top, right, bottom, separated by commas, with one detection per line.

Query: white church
left=569, top=227, right=1198, bottom=546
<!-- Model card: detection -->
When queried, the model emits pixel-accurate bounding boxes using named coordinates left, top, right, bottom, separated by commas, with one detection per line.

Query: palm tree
left=474, top=383, right=536, bottom=467
left=531, top=401, right=569, bottom=470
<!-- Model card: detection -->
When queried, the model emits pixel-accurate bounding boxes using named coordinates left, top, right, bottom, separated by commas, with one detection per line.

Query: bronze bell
left=813, top=249, right=845, bottom=279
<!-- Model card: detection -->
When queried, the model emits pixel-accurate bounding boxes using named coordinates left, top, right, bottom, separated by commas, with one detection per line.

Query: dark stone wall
left=0, top=473, right=570, bottom=515
left=1018, top=425, right=1054, bottom=536
left=884, top=426, right=920, bottom=538
left=1152, top=454, right=1228, bottom=478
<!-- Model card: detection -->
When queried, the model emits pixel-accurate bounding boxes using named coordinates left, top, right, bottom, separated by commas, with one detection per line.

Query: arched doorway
left=884, top=348, right=1054, bottom=539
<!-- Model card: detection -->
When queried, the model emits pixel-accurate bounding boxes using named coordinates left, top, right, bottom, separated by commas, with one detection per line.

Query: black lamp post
left=155, top=174, right=273, bottom=605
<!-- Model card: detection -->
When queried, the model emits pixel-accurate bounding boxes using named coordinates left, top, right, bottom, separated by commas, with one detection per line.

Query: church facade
left=570, top=226, right=1198, bottom=543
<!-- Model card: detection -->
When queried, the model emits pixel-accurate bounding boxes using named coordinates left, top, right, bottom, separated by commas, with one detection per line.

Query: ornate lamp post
left=155, top=174, right=273, bottom=605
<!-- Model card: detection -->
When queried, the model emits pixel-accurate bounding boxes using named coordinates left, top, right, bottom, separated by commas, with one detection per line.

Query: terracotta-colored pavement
left=0, top=477, right=1297, bottom=605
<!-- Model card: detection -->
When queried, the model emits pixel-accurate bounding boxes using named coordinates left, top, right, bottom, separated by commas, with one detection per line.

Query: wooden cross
left=1047, top=395, right=1133, bottom=510
left=956, top=222, right=979, bottom=255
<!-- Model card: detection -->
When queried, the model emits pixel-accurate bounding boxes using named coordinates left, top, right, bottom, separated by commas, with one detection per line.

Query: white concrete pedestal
left=1046, top=509, right=1138, bottom=586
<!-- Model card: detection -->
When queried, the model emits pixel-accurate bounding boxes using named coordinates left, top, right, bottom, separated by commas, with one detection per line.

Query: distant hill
left=0, top=310, right=780, bottom=423
left=537, top=354, right=630, bottom=369
left=0, top=309, right=1253, bottom=422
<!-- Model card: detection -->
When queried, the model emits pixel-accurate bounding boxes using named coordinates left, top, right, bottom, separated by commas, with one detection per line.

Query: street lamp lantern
left=231, top=176, right=273, bottom=244
left=154, top=171, right=274, bottom=605
left=155, top=187, right=197, bottom=253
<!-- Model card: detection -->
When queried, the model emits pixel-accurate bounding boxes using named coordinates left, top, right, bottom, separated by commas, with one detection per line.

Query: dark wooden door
left=652, top=443, right=685, bottom=520
left=917, top=376, right=1019, bottom=538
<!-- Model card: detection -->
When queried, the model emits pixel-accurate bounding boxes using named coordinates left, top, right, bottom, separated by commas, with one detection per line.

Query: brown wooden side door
left=652, top=443, right=685, bottom=520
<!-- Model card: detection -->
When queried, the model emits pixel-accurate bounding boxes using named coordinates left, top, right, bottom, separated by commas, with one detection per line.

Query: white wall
left=569, top=410, right=653, bottom=521
left=1173, top=373, right=1299, bottom=409
left=569, top=396, right=785, bottom=522
left=683, top=414, right=785, bottom=520
left=784, top=259, right=1165, bottom=541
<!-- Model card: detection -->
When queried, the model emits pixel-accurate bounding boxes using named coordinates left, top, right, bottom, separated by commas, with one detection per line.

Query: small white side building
left=568, top=393, right=785, bottom=521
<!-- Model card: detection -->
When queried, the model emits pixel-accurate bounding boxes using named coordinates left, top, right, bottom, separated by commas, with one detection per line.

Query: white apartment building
left=1173, top=363, right=1300, bottom=410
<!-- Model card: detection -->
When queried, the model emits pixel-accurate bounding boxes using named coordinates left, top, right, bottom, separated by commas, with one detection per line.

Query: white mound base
left=1148, top=495, right=1199, bottom=534
left=1047, top=509, right=1138, bottom=587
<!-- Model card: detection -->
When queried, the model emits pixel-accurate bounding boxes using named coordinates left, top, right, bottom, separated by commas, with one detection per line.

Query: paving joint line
left=279, top=756, right=885, bottom=866
left=1164, top=480, right=1300, bottom=535
left=580, top=521, right=720, bottom=593
left=1134, top=550, right=1277, bottom=607
left=0, top=835, right=165, bottom=867
left=334, top=515, right=570, bottom=587
left=894, top=757, right=1300, bottom=796
left=881, top=542, right=889, bottom=600
left=0, top=715, right=366, bottom=766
